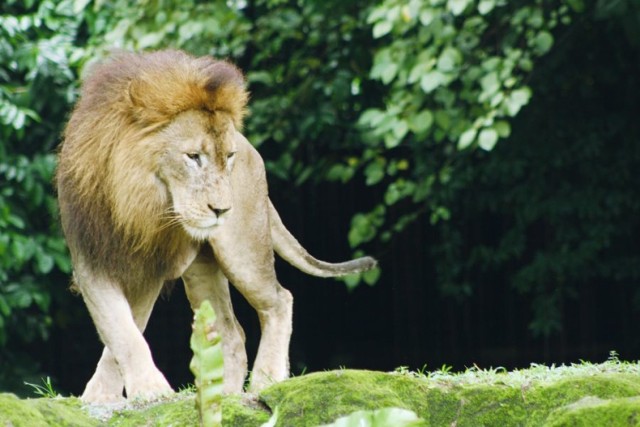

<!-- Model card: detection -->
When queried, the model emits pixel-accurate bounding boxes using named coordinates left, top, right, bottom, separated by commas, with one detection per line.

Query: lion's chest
left=156, top=236, right=201, bottom=281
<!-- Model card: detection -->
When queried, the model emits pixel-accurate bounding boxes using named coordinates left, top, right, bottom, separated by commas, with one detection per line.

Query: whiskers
left=156, top=208, right=184, bottom=233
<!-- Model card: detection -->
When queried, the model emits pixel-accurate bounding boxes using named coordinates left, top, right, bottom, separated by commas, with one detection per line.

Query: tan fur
left=56, top=50, right=375, bottom=402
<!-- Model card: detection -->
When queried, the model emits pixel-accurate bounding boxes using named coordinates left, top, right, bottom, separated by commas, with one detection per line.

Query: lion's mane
left=56, top=50, right=248, bottom=282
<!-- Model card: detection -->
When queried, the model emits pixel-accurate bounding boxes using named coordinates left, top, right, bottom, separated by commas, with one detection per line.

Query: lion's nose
left=208, top=205, right=230, bottom=217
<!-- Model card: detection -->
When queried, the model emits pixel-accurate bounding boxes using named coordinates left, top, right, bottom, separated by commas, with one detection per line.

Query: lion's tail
left=269, top=200, right=377, bottom=278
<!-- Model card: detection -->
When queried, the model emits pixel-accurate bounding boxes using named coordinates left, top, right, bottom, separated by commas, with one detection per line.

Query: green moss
left=0, top=393, right=98, bottom=427
left=259, top=370, right=430, bottom=427
left=31, top=397, right=97, bottom=427
left=525, top=374, right=640, bottom=425
left=107, top=394, right=197, bottom=426
left=3, top=362, right=640, bottom=426
left=104, top=392, right=270, bottom=426
left=545, top=396, right=640, bottom=426
left=253, top=364, right=640, bottom=427
left=0, top=393, right=49, bottom=427
left=222, top=393, right=271, bottom=426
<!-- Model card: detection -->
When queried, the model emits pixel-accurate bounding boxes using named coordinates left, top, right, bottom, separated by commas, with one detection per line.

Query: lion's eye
left=226, top=151, right=236, bottom=169
left=186, top=153, right=202, bottom=167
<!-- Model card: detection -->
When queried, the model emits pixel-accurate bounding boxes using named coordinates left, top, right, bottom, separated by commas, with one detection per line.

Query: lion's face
left=155, top=110, right=238, bottom=241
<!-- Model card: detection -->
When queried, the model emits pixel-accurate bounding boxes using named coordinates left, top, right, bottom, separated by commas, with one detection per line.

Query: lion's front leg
left=75, top=267, right=172, bottom=402
left=82, top=347, right=124, bottom=402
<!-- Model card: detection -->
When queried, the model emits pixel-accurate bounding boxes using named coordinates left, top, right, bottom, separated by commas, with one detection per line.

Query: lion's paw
left=125, top=369, right=174, bottom=401
left=81, top=388, right=125, bottom=404
left=81, top=376, right=125, bottom=403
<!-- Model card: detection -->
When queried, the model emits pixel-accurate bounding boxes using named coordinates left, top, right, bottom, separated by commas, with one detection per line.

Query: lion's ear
left=200, top=60, right=249, bottom=128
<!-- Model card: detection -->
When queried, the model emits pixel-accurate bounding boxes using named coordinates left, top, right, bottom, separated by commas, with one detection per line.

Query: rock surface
left=2, top=362, right=640, bottom=426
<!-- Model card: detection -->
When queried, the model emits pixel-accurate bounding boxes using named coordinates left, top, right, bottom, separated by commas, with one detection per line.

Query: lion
left=56, top=50, right=376, bottom=403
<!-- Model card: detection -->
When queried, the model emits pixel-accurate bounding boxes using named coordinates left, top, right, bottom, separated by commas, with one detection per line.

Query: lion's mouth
left=198, top=216, right=226, bottom=228
left=182, top=217, right=226, bottom=240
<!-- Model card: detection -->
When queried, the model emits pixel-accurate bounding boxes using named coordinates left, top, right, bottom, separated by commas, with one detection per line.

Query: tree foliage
left=0, top=0, right=79, bottom=389
left=349, top=0, right=582, bottom=255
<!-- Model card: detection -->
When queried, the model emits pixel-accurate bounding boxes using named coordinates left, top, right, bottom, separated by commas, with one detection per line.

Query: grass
left=23, top=377, right=58, bottom=399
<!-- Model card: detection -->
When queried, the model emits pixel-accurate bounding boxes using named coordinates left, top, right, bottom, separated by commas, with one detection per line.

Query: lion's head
left=57, top=50, right=248, bottom=275
left=148, top=109, right=239, bottom=240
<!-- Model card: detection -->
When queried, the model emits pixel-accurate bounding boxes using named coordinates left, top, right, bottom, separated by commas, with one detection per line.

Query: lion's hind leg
left=182, top=246, right=248, bottom=393
left=210, top=231, right=293, bottom=393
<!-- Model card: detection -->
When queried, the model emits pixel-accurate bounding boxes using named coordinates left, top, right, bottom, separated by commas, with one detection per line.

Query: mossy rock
left=254, top=368, right=640, bottom=427
left=0, top=393, right=96, bottom=427
left=544, top=396, right=640, bottom=427
left=2, top=362, right=640, bottom=426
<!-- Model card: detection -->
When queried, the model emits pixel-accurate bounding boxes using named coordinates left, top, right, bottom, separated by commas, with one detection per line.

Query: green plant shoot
left=190, top=300, right=224, bottom=427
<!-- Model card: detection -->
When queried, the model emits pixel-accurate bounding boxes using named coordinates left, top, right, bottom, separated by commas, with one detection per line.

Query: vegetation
left=190, top=301, right=224, bottom=426
left=3, top=361, right=640, bottom=426
left=1, top=0, right=640, bottom=395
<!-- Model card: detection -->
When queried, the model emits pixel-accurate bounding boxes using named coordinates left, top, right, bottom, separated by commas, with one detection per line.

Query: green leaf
left=480, top=71, right=500, bottom=100
left=420, top=71, right=445, bottom=93
left=321, top=407, right=422, bottom=427
left=371, top=57, right=399, bottom=84
left=567, top=0, right=585, bottom=12
left=494, top=121, right=511, bottom=138
left=260, top=406, right=279, bottom=427
left=359, top=109, right=386, bottom=128
left=35, top=252, right=55, bottom=275
left=392, top=119, right=409, bottom=140
left=437, top=47, right=462, bottom=73
left=362, top=268, right=381, bottom=286
left=478, top=128, right=499, bottom=151
left=505, top=87, right=532, bottom=116
left=408, top=110, right=434, bottom=134
left=419, top=9, right=435, bottom=26
left=430, top=206, right=451, bottom=225
left=73, top=0, right=92, bottom=14
left=7, top=215, right=25, bottom=229
left=534, top=31, right=554, bottom=55
left=447, top=0, right=470, bottom=16
left=373, top=21, right=393, bottom=39
left=0, top=295, right=11, bottom=317
left=137, top=32, right=165, bottom=49
left=364, top=160, right=386, bottom=186
left=478, top=0, right=495, bottom=15
left=342, top=273, right=361, bottom=290
left=190, top=300, right=224, bottom=427
left=348, top=207, right=385, bottom=248
left=458, top=128, right=477, bottom=150
left=326, top=164, right=355, bottom=183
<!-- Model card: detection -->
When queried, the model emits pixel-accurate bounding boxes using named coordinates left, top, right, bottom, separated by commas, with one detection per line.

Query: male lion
left=56, top=50, right=376, bottom=403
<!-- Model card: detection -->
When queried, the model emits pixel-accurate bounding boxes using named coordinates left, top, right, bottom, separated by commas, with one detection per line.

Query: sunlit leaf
left=478, top=0, right=495, bottom=15
left=420, top=71, right=445, bottom=93
left=373, top=20, right=393, bottom=38
left=458, top=128, right=477, bottom=150
left=447, top=0, right=470, bottom=16
left=478, top=128, right=498, bottom=151
left=505, top=87, right=532, bottom=116
left=408, top=110, right=434, bottom=134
